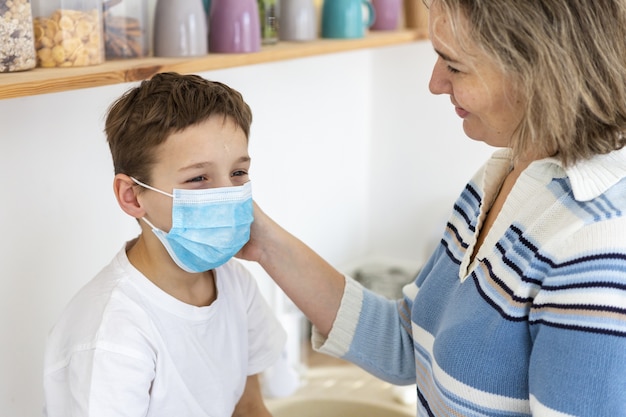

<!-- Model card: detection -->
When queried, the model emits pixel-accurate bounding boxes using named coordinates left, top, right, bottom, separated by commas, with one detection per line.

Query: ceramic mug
left=322, top=0, right=375, bottom=39
left=209, top=0, right=261, bottom=53
left=279, top=0, right=317, bottom=42
left=154, top=0, right=208, bottom=57
left=371, top=0, right=401, bottom=31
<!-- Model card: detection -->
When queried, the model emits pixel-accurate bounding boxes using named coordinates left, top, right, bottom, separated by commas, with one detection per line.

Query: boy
left=43, top=72, right=286, bottom=417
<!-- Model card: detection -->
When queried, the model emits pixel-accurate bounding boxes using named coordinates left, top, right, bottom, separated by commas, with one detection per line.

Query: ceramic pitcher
left=371, top=0, right=401, bottom=31
left=209, top=0, right=261, bottom=53
left=321, top=0, right=375, bottom=39
left=279, top=0, right=317, bottom=42
left=154, top=0, right=208, bottom=57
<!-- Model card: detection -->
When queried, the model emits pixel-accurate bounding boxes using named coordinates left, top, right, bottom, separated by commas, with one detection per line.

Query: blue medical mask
left=131, top=178, right=253, bottom=273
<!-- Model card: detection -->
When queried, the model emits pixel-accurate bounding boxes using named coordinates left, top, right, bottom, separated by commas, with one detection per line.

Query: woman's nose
left=429, top=58, right=451, bottom=95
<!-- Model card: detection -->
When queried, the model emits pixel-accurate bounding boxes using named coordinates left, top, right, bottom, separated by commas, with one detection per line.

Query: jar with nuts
left=32, top=0, right=104, bottom=67
left=103, top=0, right=148, bottom=59
left=0, top=0, right=37, bottom=72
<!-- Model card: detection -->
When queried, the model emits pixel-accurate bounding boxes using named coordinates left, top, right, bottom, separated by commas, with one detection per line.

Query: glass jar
left=103, top=0, right=148, bottom=59
left=32, top=0, right=104, bottom=67
left=257, top=0, right=277, bottom=45
left=0, top=0, right=37, bottom=72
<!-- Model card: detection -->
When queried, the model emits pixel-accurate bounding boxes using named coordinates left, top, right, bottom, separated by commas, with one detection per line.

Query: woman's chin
left=463, top=125, right=507, bottom=148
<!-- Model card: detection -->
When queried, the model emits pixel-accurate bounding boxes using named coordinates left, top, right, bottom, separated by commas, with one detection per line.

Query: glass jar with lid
left=103, top=0, right=148, bottom=59
left=32, top=0, right=104, bottom=67
left=0, top=0, right=37, bottom=72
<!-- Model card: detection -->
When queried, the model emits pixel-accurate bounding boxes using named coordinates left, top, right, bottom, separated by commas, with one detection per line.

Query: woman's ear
left=113, top=174, right=145, bottom=219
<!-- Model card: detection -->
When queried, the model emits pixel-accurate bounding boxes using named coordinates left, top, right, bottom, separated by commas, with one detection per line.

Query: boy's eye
left=187, top=176, right=206, bottom=183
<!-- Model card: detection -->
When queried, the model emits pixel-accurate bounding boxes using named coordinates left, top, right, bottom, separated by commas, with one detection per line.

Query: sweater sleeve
left=312, top=275, right=417, bottom=385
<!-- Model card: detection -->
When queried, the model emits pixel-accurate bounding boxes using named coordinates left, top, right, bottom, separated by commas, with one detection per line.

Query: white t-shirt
left=44, top=243, right=286, bottom=417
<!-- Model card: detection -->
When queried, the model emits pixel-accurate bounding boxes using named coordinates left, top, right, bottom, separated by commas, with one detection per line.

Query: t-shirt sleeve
left=44, top=338, right=156, bottom=417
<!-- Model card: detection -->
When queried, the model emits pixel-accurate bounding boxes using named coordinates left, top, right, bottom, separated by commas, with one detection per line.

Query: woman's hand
left=237, top=201, right=272, bottom=264
left=236, top=200, right=345, bottom=337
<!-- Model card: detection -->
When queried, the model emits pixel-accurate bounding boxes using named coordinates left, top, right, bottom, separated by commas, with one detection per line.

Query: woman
left=239, top=0, right=626, bottom=415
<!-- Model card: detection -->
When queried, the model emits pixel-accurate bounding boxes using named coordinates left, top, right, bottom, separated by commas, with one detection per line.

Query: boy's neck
left=127, top=236, right=218, bottom=307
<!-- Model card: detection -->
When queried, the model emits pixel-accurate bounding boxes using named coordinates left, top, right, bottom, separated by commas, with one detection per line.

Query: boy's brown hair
left=105, top=72, right=253, bottom=182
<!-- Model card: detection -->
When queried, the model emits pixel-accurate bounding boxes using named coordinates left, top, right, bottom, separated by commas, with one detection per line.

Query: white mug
left=279, top=0, right=317, bottom=42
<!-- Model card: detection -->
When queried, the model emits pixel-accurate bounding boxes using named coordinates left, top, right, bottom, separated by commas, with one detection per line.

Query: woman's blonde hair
left=429, top=0, right=626, bottom=165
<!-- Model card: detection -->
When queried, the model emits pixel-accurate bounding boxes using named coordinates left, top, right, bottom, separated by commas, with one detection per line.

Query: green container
left=258, top=0, right=277, bottom=44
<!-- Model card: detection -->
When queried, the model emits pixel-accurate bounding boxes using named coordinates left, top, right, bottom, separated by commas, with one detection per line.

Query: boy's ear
left=113, top=174, right=145, bottom=218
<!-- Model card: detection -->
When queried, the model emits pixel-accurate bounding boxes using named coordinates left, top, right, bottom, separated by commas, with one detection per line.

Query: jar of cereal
left=32, top=0, right=104, bottom=67
left=0, top=0, right=37, bottom=72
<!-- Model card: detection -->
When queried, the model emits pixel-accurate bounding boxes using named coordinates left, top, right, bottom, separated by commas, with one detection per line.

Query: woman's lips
left=455, top=106, right=469, bottom=118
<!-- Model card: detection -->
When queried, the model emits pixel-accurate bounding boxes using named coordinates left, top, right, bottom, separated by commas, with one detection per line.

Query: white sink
left=265, top=365, right=415, bottom=417
left=269, top=397, right=413, bottom=417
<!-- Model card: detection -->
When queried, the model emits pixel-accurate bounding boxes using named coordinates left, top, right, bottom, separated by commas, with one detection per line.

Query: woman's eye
left=447, top=65, right=460, bottom=74
left=232, top=170, right=248, bottom=177
left=187, top=176, right=206, bottom=183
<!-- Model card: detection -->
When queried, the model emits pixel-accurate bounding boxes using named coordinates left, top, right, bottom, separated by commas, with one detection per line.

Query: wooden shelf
left=0, top=29, right=427, bottom=100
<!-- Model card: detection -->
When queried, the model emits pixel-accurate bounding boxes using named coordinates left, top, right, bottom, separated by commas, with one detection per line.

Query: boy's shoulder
left=45, top=246, right=151, bottom=363
left=50, top=243, right=152, bottom=333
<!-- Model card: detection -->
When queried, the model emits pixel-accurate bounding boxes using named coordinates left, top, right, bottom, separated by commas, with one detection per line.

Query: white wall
left=368, top=44, right=491, bottom=266
left=0, top=41, right=492, bottom=417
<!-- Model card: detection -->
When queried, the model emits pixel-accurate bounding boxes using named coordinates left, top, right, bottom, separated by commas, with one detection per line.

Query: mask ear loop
left=129, top=177, right=172, bottom=231
left=138, top=215, right=159, bottom=231
left=130, top=177, right=174, bottom=198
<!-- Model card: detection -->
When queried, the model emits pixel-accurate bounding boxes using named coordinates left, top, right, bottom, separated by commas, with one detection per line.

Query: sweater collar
left=489, top=147, right=626, bottom=202
left=531, top=147, right=626, bottom=202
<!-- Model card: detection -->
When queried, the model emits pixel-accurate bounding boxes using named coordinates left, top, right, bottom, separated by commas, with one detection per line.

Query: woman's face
left=428, top=2, right=524, bottom=148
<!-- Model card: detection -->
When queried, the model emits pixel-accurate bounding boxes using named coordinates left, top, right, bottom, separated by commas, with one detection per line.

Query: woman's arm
left=238, top=202, right=345, bottom=337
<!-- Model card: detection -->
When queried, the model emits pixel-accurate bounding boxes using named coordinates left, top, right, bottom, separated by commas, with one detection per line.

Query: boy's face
left=140, top=115, right=250, bottom=232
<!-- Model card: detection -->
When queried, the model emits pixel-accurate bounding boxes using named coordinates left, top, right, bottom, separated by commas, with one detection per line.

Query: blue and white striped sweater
left=314, top=148, right=626, bottom=416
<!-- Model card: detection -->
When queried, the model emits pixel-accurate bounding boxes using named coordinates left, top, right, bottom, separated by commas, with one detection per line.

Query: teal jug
left=322, top=0, right=375, bottom=39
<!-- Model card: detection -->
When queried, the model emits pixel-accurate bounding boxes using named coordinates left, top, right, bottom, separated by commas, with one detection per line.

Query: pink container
left=209, top=0, right=261, bottom=53
left=371, top=0, right=401, bottom=31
